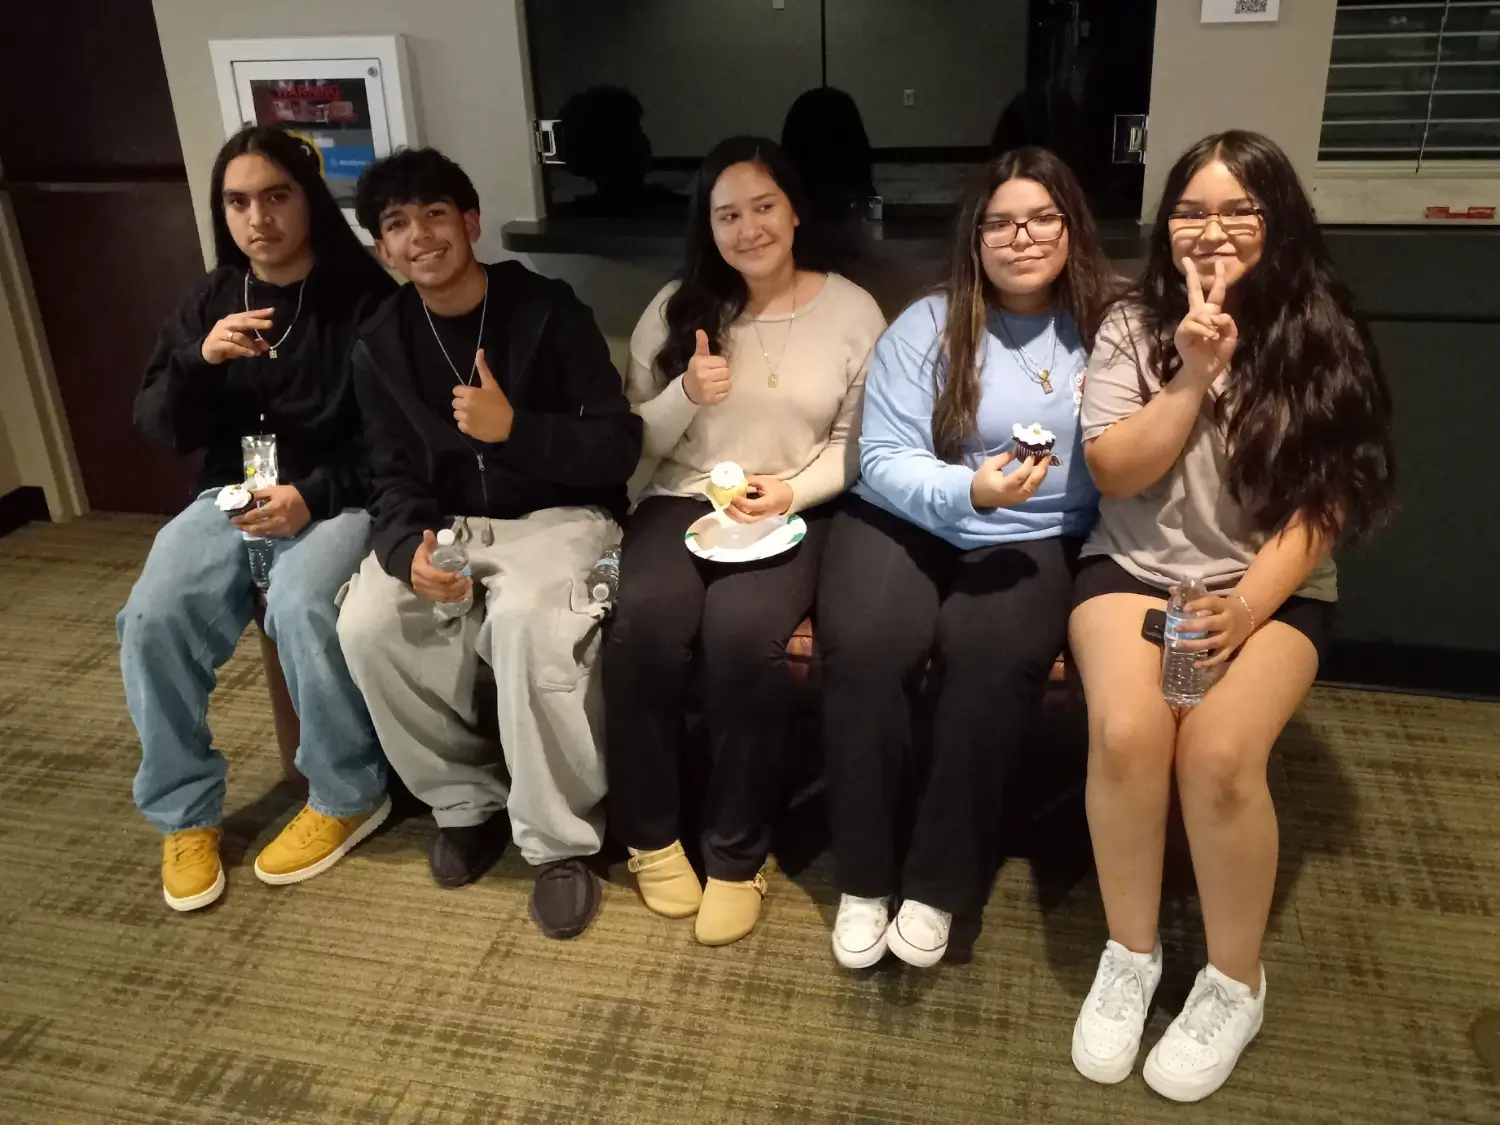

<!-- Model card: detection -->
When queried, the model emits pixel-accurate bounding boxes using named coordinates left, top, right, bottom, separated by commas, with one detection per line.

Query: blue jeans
left=118, top=492, right=386, bottom=833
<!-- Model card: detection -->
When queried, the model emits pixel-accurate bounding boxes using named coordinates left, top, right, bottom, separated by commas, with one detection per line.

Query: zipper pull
left=476, top=453, right=486, bottom=472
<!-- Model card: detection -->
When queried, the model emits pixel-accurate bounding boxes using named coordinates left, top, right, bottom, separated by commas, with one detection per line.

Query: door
left=0, top=0, right=206, bottom=514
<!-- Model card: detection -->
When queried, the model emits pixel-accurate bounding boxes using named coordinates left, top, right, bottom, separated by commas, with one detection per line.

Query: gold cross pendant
left=1039, top=369, right=1053, bottom=393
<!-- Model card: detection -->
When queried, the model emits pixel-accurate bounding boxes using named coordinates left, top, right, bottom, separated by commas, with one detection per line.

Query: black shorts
left=1071, top=555, right=1336, bottom=662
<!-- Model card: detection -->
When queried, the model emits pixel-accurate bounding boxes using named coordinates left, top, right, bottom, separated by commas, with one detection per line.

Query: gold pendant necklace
left=750, top=277, right=799, bottom=388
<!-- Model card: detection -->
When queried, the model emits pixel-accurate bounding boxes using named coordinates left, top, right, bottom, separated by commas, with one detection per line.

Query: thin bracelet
left=1231, top=592, right=1257, bottom=632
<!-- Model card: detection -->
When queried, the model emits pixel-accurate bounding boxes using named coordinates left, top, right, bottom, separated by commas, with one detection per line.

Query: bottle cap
left=436, top=529, right=456, bottom=547
left=590, top=582, right=610, bottom=602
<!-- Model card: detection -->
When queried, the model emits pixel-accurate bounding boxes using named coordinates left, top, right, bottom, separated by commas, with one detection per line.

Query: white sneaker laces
left=838, top=897, right=886, bottom=930
left=1093, top=949, right=1144, bottom=1023
left=1178, top=978, right=1238, bottom=1045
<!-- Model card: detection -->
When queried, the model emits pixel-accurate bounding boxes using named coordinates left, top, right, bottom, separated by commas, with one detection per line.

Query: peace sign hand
left=1175, top=257, right=1238, bottom=387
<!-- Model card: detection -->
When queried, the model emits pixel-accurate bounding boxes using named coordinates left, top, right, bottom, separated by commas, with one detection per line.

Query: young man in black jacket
left=337, top=148, right=642, bottom=939
left=120, top=127, right=397, bottom=912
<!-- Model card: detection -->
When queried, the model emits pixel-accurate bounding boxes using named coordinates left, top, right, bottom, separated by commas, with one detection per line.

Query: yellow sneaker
left=627, top=840, right=703, bottom=918
left=694, top=862, right=772, bottom=947
left=162, top=827, right=225, bottom=912
left=253, top=796, right=391, bottom=885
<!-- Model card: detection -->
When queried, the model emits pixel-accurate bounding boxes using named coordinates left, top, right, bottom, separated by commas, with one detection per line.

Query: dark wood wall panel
left=10, top=185, right=205, bottom=514
left=0, top=1, right=184, bottom=175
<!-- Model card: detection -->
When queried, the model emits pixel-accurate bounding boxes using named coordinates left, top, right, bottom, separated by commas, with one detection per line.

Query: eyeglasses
left=1168, top=207, right=1264, bottom=236
left=977, top=214, right=1067, bottom=248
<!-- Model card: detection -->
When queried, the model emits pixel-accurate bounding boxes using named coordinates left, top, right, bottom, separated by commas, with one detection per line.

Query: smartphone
left=1142, top=608, right=1166, bottom=648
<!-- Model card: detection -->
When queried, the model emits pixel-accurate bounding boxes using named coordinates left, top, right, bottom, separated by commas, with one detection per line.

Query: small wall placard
left=1201, top=0, right=1280, bottom=23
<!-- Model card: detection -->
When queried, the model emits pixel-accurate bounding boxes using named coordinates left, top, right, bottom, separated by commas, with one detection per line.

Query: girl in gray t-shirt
left=1066, top=130, right=1395, bottom=1105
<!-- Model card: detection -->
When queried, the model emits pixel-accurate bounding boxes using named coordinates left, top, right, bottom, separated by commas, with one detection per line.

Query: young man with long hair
left=121, top=126, right=396, bottom=912
left=337, top=148, right=641, bottom=940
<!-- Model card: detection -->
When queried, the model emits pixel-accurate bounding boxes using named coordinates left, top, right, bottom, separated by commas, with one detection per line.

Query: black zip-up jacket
left=136, top=262, right=396, bottom=517
left=353, top=261, right=643, bottom=583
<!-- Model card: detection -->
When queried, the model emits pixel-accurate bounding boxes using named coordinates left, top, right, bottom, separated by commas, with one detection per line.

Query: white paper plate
left=684, top=512, right=807, bottom=564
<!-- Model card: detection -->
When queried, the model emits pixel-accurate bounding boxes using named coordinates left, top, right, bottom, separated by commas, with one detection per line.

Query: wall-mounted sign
left=1201, top=0, right=1280, bottom=23
left=209, top=36, right=419, bottom=241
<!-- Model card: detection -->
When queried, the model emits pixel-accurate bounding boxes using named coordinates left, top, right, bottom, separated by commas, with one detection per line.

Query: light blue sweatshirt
left=854, top=294, right=1100, bottom=548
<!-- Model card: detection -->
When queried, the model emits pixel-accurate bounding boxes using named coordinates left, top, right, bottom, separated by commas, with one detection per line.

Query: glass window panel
left=1445, top=4, right=1500, bottom=36
left=1320, top=119, right=1428, bottom=155
left=522, top=0, right=1158, bottom=223
left=1331, top=34, right=1441, bottom=68
left=1335, top=5, right=1449, bottom=38
left=1435, top=60, right=1500, bottom=89
left=1327, top=61, right=1435, bottom=94
left=1424, top=118, right=1500, bottom=151
left=1322, top=2, right=1500, bottom=160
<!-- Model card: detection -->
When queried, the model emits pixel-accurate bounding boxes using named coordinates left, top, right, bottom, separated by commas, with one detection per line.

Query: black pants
left=603, top=495, right=830, bottom=881
left=818, top=495, right=1080, bottom=913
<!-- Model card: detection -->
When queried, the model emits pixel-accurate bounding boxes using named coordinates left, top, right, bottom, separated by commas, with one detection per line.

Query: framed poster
left=1201, top=0, right=1280, bottom=22
left=209, top=36, right=419, bottom=240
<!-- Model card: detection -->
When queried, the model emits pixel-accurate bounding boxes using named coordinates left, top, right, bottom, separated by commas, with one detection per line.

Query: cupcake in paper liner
left=704, top=461, right=749, bottom=511
left=1011, top=422, right=1062, bottom=466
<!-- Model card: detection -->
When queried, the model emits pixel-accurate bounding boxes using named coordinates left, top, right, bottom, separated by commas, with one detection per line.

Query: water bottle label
left=1164, top=612, right=1205, bottom=642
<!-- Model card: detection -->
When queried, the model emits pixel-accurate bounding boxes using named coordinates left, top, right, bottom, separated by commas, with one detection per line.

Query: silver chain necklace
left=243, top=270, right=306, bottom=359
left=748, top=275, right=799, bottom=389
left=996, top=310, right=1059, bottom=394
left=422, top=274, right=490, bottom=386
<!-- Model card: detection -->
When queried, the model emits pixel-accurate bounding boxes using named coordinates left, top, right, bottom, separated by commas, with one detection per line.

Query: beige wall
left=1142, top=0, right=1338, bottom=221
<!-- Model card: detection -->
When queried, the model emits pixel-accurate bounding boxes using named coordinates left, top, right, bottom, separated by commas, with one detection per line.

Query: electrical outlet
left=903, top=88, right=916, bottom=107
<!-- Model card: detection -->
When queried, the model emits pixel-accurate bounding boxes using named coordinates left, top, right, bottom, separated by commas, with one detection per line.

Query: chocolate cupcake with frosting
left=1011, top=422, right=1062, bottom=466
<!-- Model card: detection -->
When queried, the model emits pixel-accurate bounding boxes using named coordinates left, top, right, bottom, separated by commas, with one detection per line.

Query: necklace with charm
left=749, top=277, right=799, bottom=389
left=243, top=270, right=306, bottom=359
left=996, top=310, right=1059, bottom=394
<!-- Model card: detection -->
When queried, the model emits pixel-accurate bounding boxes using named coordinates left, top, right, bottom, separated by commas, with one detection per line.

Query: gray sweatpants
left=337, top=506, right=619, bottom=865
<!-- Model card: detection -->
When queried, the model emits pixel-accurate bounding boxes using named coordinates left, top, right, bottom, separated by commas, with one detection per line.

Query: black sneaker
left=528, top=857, right=602, bottom=939
left=428, top=815, right=510, bottom=888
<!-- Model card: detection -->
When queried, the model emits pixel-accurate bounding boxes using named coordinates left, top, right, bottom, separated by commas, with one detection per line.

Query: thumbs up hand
left=683, top=329, right=732, bottom=406
left=453, top=348, right=515, bottom=441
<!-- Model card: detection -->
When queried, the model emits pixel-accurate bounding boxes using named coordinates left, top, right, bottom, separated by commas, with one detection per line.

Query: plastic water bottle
left=1162, top=575, right=1214, bottom=707
left=430, top=528, right=473, bottom=620
left=244, top=532, right=274, bottom=591
left=586, top=544, right=621, bottom=605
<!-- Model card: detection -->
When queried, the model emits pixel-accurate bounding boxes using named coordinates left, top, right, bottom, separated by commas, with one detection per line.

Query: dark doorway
left=0, top=0, right=206, bottom=514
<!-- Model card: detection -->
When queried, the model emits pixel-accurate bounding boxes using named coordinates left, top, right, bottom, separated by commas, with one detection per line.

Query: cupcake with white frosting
left=1011, top=422, right=1060, bottom=465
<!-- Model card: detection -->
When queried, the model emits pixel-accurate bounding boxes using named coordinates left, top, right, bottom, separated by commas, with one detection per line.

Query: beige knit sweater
left=625, top=272, right=886, bottom=513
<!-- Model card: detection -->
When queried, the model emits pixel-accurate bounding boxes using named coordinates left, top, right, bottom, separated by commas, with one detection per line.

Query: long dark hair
left=932, top=146, right=1117, bottom=462
left=1131, top=130, right=1395, bottom=542
left=653, top=136, right=829, bottom=385
left=209, top=125, right=389, bottom=290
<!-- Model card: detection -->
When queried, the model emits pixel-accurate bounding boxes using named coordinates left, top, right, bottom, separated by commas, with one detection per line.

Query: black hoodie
left=352, top=261, right=643, bottom=584
left=136, top=261, right=396, bottom=518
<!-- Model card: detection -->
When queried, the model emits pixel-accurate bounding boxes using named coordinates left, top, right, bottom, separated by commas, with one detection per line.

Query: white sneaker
left=1071, top=939, right=1163, bottom=1084
left=1143, top=962, right=1266, bottom=1102
left=831, top=894, right=892, bottom=969
left=886, top=899, right=951, bottom=968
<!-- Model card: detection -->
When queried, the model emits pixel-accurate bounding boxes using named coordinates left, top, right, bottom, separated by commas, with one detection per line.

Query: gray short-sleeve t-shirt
left=1078, top=304, right=1337, bottom=602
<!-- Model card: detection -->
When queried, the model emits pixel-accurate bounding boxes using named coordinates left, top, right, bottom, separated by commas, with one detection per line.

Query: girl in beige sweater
left=603, top=136, right=885, bottom=947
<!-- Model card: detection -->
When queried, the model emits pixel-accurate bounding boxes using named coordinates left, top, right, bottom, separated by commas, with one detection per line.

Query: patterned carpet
left=0, top=515, right=1496, bottom=1125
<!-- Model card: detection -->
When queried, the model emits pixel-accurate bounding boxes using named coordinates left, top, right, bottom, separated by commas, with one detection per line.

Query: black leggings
left=602, top=495, right=830, bottom=881
left=818, top=495, right=1080, bottom=913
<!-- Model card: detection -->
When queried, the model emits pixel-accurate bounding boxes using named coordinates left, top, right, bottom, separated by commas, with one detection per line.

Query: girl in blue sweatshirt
left=817, top=148, right=1119, bottom=969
